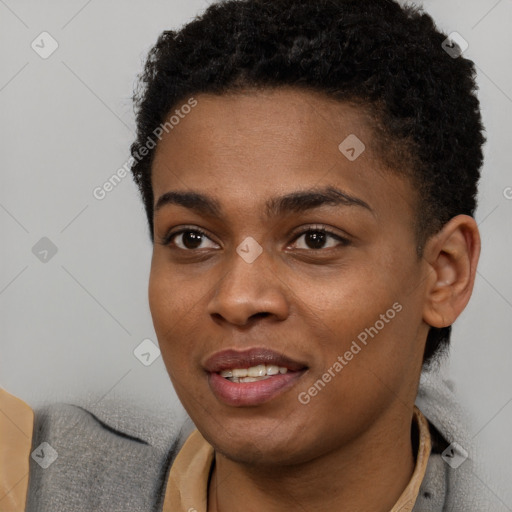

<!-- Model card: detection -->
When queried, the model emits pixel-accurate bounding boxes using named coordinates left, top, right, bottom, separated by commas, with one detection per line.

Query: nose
left=206, top=246, right=290, bottom=327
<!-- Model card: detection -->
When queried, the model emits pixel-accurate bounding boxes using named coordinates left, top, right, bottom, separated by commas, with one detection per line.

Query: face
left=149, top=88, right=430, bottom=467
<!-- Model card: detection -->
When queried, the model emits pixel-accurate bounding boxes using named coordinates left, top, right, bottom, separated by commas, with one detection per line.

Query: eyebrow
left=154, top=185, right=373, bottom=219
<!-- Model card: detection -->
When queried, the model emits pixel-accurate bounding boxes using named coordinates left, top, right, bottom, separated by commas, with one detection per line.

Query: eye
left=160, top=225, right=350, bottom=252
left=162, top=227, right=219, bottom=250
left=289, top=225, right=350, bottom=250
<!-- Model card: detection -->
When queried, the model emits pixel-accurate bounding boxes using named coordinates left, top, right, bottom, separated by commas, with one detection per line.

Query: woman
left=1, top=0, right=496, bottom=510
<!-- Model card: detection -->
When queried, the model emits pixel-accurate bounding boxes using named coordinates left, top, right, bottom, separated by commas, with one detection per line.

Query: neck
left=208, top=405, right=416, bottom=512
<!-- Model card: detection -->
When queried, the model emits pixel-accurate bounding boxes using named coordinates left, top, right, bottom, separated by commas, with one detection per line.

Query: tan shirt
left=0, top=388, right=431, bottom=512
left=0, top=388, right=34, bottom=512
left=162, top=406, right=432, bottom=512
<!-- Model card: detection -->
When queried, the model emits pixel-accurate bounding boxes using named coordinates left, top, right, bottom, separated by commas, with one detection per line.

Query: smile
left=220, top=364, right=289, bottom=382
left=204, top=348, right=308, bottom=406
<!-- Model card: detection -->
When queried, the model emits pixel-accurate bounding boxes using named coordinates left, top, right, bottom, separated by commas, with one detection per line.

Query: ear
left=422, top=215, right=481, bottom=329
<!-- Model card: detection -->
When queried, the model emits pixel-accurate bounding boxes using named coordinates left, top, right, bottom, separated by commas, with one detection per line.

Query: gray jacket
left=25, top=374, right=505, bottom=511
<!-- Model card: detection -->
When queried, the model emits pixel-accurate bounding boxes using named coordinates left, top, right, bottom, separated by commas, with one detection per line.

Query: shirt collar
left=162, top=406, right=432, bottom=512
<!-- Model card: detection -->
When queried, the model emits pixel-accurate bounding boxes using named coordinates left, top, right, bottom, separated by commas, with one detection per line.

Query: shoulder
left=414, top=373, right=509, bottom=512
left=25, top=394, right=188, bottom=512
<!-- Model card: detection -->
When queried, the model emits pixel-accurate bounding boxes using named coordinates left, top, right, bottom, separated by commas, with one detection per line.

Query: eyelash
left=160, top=225, right=350, bottom=252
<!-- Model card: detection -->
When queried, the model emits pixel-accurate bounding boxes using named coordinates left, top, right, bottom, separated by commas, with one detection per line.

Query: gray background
left=1, top=0, right=511, bottom=506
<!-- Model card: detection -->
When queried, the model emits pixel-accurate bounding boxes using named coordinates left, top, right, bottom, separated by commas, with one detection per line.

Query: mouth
left=203, top=348, right=308, bottom=407
left=219, top=364, right=290, bottom=383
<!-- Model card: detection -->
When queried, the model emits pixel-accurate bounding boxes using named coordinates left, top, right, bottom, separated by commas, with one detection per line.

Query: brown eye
left=179, top=230, right=204, bottom=249
left=303, top=231, right=328, bottom=249
left=291, top=227, right=350, bottom=250
left=164, top=228, right=219, bottom=250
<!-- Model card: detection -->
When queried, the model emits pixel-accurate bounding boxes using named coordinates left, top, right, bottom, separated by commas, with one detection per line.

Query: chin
left=200, top=416, right=321, bottom=466
left=215, top=439, right=310, bottom=467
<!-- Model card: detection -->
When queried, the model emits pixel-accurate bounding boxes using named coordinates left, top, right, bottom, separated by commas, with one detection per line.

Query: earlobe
left=422, top=215, right=481, bottom=329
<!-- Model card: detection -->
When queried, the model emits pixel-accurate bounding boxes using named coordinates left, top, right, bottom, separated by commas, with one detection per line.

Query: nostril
left=251, top=312, right=271, bottom=320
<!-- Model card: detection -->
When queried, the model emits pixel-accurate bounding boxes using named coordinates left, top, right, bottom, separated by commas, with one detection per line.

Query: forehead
left=151, top=88, right=415, bottom=222
left=153, top=88, right=373, bottom=170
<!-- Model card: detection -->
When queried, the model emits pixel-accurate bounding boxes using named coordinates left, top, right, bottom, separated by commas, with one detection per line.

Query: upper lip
left=203, top=347, right=308, bottom=373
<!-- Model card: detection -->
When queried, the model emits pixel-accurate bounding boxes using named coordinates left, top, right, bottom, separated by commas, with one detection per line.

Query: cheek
left=292, top=262, right=394, bottom=339
left=148, top=271, right=192, bottom=389
left=296, top=254, right=420, bottom=380
left=315, top=287, right=423, bottom=410
left=148, top=268, right=173, bottom=334
left=148, top=257, right=214, bottom=369
left=148, top=261, right=194, bottom=351
left=148, top=254, right=200, bottom=325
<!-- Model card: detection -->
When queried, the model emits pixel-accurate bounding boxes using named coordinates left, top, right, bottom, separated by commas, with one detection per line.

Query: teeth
left=266, top=365, right=279, bottom=375
left=247, top=364, right=266, bottom=377
left=239, top=376, right=272, bottom=383
left=229, top=376, right=273, bottom=383
left=219, top=364, right=289, bottom=381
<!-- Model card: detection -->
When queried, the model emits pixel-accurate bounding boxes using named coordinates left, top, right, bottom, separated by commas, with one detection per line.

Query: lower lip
left=208, top=371, right=305, bottom=406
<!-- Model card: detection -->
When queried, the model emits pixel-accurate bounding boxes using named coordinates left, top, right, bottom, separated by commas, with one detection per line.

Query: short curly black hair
left=130, top=0, right=485, bottom=367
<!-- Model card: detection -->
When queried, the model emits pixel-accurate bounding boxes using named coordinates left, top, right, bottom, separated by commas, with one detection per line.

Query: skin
left=148, top=87, right=480, bottom=511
